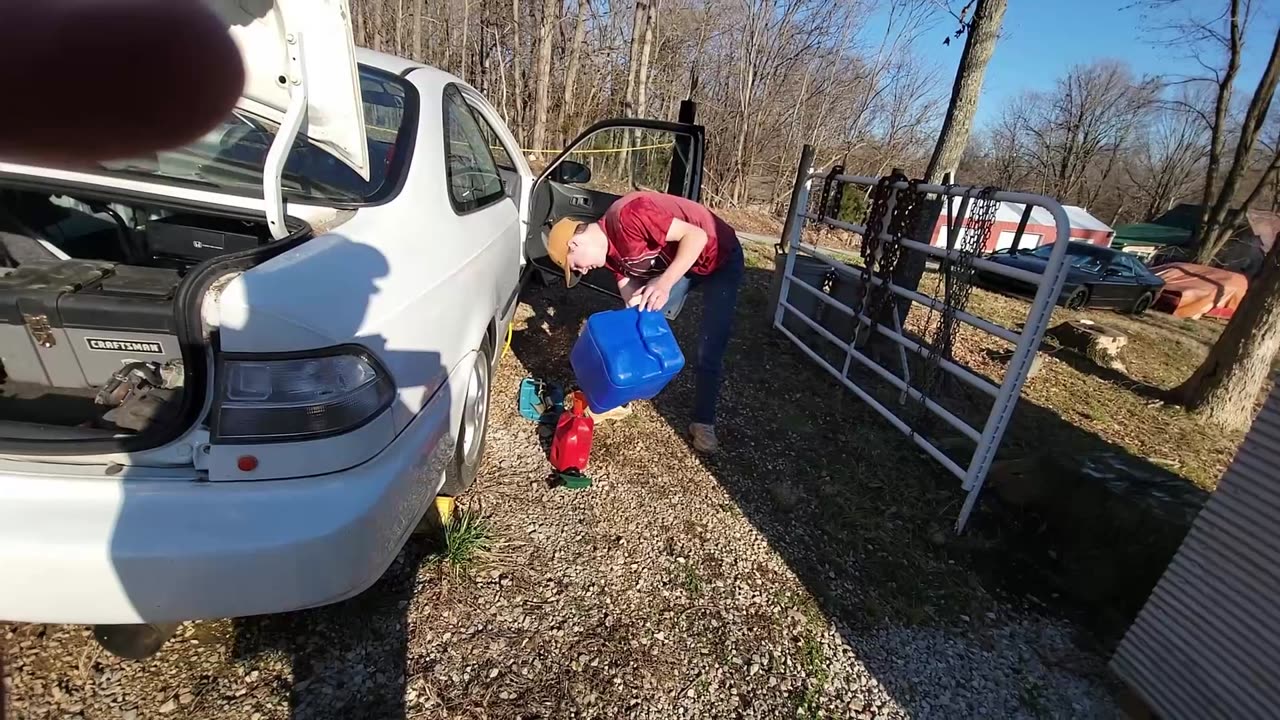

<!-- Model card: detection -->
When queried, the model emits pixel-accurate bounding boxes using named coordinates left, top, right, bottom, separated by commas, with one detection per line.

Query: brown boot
left=689, top=423, right=719, bottom=453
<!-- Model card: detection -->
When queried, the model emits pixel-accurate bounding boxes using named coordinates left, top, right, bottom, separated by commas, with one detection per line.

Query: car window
left=1030, top=243, right=1103, bottom=273
left=1109, top=256, right=1137, bottom=277
left=1122, top=255, right=1147, bottom=274
left=463, top=102, right=517, bottom=172
left=96, top=65, right=417, bottom=205
left=443, top=87, right=506, bottom=213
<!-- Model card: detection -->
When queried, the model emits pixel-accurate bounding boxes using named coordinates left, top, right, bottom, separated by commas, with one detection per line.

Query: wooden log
left=1048, top=319, right=1128, bottom=372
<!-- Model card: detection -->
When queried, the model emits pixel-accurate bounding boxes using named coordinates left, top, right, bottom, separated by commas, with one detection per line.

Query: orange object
left=236, top=455, right=259, bottom=472
left=1153, top=263, right=1248, bottom=319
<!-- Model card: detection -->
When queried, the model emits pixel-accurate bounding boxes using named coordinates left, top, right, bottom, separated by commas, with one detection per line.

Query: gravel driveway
left=1, top=248, right=1121, bottom=719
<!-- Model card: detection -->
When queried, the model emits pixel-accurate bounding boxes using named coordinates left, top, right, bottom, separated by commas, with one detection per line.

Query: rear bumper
left=0, top=386, right=454, bottom=625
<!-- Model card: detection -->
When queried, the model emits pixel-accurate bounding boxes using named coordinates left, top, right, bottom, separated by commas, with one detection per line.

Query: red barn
left=928, top=202, right=1114, bottom=252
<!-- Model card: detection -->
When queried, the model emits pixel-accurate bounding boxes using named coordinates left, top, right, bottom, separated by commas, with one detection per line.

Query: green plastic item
left=558, top=471, right=592, bottom=489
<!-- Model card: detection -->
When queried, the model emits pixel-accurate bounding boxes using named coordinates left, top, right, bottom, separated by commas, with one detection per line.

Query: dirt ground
left=0, top=245, right=1127, bottom=719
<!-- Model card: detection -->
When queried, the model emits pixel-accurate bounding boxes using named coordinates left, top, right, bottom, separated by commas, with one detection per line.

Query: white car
left=0, top=1, right=705, bottom=656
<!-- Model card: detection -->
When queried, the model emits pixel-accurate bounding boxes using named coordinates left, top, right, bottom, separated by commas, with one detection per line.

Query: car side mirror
left=551, top=160, right=592, bottom=185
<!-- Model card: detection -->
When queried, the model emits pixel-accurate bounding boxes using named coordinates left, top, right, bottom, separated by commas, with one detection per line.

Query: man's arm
left=637, top=218, right=707, bottom=311
left=617, top=276, right=642, bottom=307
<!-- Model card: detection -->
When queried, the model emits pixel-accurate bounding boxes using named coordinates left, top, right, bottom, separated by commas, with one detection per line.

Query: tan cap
left=546, top=218, right=582, bottom=288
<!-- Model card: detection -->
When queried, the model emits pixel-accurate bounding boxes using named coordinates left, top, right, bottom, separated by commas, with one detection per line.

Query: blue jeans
left=660, top=243, right=744, bottom=425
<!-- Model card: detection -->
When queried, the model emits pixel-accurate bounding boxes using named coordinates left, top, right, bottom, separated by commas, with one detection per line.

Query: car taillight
left=213, top=349, right=394, bottom=442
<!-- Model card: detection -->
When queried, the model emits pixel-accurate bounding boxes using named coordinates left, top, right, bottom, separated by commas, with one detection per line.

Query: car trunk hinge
left=263, top=31, right=307, bottom=241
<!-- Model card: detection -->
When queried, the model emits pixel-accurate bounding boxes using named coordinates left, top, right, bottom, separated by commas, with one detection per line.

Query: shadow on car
left=104, top=237, right=448, bottom=720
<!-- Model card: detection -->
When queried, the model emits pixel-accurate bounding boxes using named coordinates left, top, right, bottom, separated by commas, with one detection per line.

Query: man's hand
left=637, top=277, right=672, bottom=312
left=618, top=277, right=643, bottom=308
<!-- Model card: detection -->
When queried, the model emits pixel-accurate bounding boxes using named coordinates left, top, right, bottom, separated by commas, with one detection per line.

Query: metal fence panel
left=773, top=164, right=1072, bottom=531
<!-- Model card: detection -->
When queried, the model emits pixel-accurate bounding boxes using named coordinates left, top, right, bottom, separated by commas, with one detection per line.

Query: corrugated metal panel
left=1111, top=378, right=1280, bottom=719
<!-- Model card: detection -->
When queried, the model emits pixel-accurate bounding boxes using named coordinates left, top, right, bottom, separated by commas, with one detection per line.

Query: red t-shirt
left=602, top=191, right=740, bottom=281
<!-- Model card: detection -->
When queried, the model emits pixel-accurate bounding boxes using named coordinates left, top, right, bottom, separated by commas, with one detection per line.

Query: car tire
left=1130, top=292, right=1154, bottom=316
left=1065, top=287, right=1090, bottom=311
left=439, top=342, right=493, bottom=496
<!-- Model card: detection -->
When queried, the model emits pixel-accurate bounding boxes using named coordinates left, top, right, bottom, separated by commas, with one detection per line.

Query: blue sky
left=866, top=0, right=1276, bottom=128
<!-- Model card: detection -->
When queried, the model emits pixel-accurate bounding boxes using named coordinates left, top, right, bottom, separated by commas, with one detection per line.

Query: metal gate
left=773, top=155, right=1073, bottom=531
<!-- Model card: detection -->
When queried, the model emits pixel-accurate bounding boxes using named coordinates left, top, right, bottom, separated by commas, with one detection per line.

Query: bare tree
left=1141, top=0, right=1280, bottom=430
left=559, top=0, right=591, bottom=143
left=1125, top=91, right=1211, bottom=220
left=529, top=0, right=560, bottom=152
left=1195, top=26, right=1280, bottom=262
left=635, top=0, right=658, bottom=119
left=1015, top=62, right=1158, bottom=201
left=346, top=0, right=940, bottom=201
left=396, top=0, right=405, bottom=55
left=925, top=0, right=1008, bottom=183
left=413, top=0, right=424, bottom=61
left=510, top=0, right=525, bottom=139
left=983, top=95, right=1037, bottom=189
left=622, top=1, right=650, bottom=118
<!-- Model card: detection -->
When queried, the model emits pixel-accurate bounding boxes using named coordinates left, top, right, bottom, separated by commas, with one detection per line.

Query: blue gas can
left=570, top=308, right=685, bottom=413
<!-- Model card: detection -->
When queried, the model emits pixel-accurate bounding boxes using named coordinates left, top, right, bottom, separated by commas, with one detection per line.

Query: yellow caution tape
left=494, top=142, right=677, bottom=155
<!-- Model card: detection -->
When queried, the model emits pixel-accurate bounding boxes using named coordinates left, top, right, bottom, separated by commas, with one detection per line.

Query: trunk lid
left=211, top=0, right=369, bottom=181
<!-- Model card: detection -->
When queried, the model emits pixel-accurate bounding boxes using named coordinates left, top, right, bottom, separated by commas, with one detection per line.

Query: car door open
left=525, top=119, right=705, bottom=296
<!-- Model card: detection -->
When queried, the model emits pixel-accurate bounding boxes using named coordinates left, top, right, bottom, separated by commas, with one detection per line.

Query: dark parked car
left=976, top=242, right=1165, bottom=314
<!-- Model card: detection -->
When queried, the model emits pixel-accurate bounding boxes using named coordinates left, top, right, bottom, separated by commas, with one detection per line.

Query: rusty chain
left=855, top=173, right=926, bottom=349
left=913, top=186, right=1000, bottom=425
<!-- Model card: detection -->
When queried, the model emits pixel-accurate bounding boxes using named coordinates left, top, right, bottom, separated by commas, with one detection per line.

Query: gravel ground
left=1, top=248, right=1122, bottom=719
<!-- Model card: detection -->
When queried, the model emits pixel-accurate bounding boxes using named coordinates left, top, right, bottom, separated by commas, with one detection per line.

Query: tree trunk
left=622, top=1, right=649, bottom=116
left=1176, top=242, right=1280, bottom=432
left=635, top=0, right=657, bottom=119
left=530, top=0, right=559, bottom=152
left=511, top=0, right=525, bottom=142
left=414, top=0, right=423, bottom=61
left=1197, top=0, right=1242, bottom=254
left=371, top=0, right=383, bottom=52
left=455, top=0, right=465, bottom=78
left=619, top=1, right=650, bottom=173
left=440, top=0, right=450, bottom=70
left=1196, top=25, right=1280, bottom=265
left=354, top=1, right=366, bottom=46
left=396, top=0, right=405, bottom=55
left=924, top=0, right=1008, bottom=183
left=559, top=0, right=590, bottom=144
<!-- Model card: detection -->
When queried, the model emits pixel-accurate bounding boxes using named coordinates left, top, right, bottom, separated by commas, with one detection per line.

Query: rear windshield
left=94, top=65, right=416, bottom=206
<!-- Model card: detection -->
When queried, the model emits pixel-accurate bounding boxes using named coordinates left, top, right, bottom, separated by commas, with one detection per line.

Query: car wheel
left=440, top=343, right=492, bottom=496
left=1130, top=292, right=1154, bottom=316
left=1065, top=287, right=1090, bottom=311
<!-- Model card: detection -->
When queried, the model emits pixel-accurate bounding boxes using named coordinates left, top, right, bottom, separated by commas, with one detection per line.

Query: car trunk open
left=0, top=0, right=369, bottom=456
left=0, top=185, right=310, bottom=454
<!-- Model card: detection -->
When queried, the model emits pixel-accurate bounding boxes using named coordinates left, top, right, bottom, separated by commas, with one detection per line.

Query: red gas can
left=550, top=391, right=594, bottom=472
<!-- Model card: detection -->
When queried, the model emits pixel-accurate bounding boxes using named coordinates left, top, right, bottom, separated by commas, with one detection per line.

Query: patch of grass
left=1018, top=679, right=1048, bottom=718
left=796, top=633, right=830, bottom=719
left=912, top=263, right=1243, bottom=491
left=439, top=508, right=494, bottom=577
left=676, top=560, right=704, bottom=597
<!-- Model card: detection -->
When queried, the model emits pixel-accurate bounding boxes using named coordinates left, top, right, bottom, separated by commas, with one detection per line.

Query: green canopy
left=1111, top=223, right=1193, bottom=249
